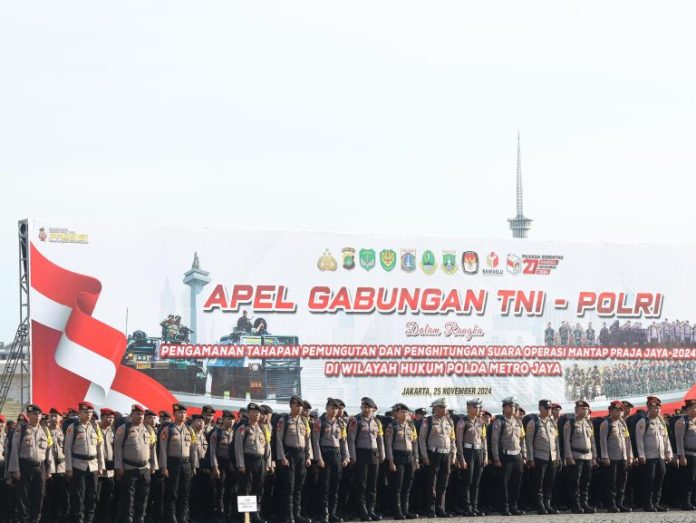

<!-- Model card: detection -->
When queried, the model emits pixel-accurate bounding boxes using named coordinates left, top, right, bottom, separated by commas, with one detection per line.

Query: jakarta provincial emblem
left=401, top=249, right=416, bottom=272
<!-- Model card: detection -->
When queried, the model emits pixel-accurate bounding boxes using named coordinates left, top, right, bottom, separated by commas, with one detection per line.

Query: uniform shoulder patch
left=160, top=430, right=168, bottom=440
left=238, top=426, right=247, bottom=434
left=349, top=418, right=357, bottom=429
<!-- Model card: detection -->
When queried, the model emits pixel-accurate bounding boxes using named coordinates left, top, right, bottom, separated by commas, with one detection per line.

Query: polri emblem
left=342, top=248, right=356, bottom=270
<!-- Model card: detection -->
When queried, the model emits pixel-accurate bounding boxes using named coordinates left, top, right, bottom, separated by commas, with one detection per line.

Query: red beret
left=609, top=400, right=623, bottom=410
left=131, top=404, right=145, bottom=414
left=551, top=403, right=562, bottom=410
left=647, top=396, right=661, bottom=406
left=79, top=401, right=94, bottom=411
left=100, top=408, right=115, bottom=416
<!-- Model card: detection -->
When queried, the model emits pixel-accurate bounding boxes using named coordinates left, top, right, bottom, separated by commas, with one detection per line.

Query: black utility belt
left=19, top=458, right=42, bottom=468
left=320, top=446, right=340, bottom=454
left=244, top=454, right=264, bottom=461
left=167, top=457, right=190, bottom=464
left=571, top=447, right=590, bottom=454
left=72, top=453, right=96, bottom=461
left=393, top=450, right=413, bottom=457
left=284, top=446, right=306, bottom=453
left=123, top=458, right=148, bottom=468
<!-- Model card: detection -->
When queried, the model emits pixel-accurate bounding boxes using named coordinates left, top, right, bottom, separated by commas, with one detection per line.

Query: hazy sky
left=1, top=2, right=696, bottom=342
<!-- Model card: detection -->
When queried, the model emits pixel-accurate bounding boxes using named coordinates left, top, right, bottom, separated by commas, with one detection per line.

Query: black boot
left=295, top=514, right=312, bottom=523
left=367, top=506, right=381, bottom=522
left=536, top=497, right=547, bottom=515
left=544, top=499, right=558, bottom=515
left=402, top=500, right=418, bottom=519
left=392, top=499, right=405, bottom=521
left=581, top=497, right=596, bottom=514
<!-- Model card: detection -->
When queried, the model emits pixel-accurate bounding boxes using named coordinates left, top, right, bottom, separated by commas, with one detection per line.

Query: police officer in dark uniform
left=456, top=398, right=487, bottom=516
left=335, top=400, right=354, bottom=520
left=146, top=409, right=166, bottom=523
left=526, top=400, right=560, bottom=515
left=384, top=403, right=418, bottom=520
left=348, top=397, right=385, bottom=522
left=96, top=408, right=117, bottom=523
left=210, top=410, right=235, bottom=521
left=312, top=398, right=350, bottom=523
left=563, top=400, right=597, bottom=514
left=44, top=408, right=68, bottom=523
left=202, top=406, right=216, bottom=436
left=65, top=401, right=105, bottom=523
left=236, top=403, right=272, bottom=523
left=159, top=403, right=198, bottom=523
left=8, top=404, right=54, bottom=523
left=599, top=400, right=632, bottom=512
left=491, top=397, right=526, bottom=516
left=276, top=395, right=313, bottom=523
left=635, top=396, right=672, bottom=512
left=675, top=398, right=696, bottom=510
left=114, top=404, right=158, bottom=523
left=259, top=405, right=276, bottom=522
left=419, top=398, right=456, bottom=518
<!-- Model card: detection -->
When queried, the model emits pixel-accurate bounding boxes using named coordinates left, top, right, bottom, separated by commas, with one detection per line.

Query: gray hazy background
left=1, top=1, right=695, bottom=341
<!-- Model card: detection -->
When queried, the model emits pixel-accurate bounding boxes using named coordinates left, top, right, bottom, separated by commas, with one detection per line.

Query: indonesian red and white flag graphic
left=30, top=243, right=177, bottom=412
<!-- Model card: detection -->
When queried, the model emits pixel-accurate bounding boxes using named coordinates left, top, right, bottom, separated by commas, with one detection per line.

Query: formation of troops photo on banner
left=1, top=393, right=696, bottom=523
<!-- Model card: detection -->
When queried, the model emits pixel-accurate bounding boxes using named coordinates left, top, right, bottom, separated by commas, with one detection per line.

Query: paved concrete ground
left=443, top=511, right=695, bottom=523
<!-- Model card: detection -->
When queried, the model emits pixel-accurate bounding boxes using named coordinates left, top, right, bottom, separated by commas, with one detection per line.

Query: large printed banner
left=27, top=220, right=696, bottom=413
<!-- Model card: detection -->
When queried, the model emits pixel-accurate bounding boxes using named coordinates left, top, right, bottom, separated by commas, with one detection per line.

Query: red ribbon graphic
left=30, top=243, right=176, bottom=411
